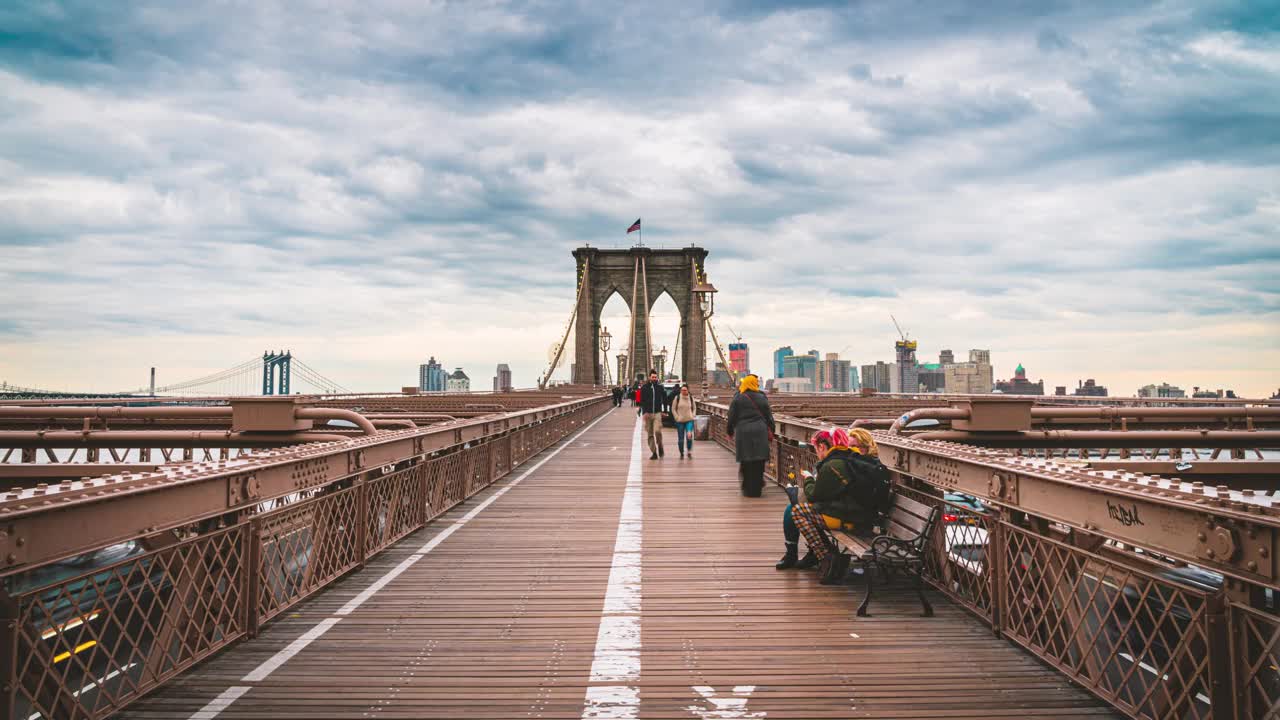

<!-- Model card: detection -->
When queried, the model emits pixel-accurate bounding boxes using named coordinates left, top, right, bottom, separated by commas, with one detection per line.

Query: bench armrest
left=868, top=534, right=924, bottom=562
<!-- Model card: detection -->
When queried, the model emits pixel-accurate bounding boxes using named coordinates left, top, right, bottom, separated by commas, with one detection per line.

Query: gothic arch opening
left=649, top=290, right=681, bottom=381
left=598, top=290, right=631, bottom=385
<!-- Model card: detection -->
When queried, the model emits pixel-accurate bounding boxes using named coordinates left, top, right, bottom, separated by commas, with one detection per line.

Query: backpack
left=829, top=454, right=893, bottom=522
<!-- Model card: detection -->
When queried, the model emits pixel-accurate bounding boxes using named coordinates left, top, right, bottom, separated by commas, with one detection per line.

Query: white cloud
left=0, top=0, right=1277, bottom=397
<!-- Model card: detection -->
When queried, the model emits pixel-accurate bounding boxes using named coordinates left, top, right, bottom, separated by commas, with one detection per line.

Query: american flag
left=626, top=218, right=641, bottom=234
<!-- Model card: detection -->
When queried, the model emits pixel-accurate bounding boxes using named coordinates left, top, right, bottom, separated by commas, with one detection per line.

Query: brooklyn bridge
left=2, top=247, right=1279, bottom=720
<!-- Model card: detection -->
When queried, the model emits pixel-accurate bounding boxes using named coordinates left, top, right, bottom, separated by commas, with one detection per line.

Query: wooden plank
left=892, top=492, right=934, bottom=520
left=888, top=508, right=930, bottom=537
left=116, top=409, right=1120, bottom=719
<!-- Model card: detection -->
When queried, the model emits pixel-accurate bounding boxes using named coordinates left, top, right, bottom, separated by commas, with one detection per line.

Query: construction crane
left=891, top=314, right=908, bottom=342
left=891, top=314, right=917, bottom=351
left=726, top=325, right=744, bottom=343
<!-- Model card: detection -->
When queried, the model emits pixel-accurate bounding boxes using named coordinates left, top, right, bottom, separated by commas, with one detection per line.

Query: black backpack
left=832, top=454, right=893, bottom=521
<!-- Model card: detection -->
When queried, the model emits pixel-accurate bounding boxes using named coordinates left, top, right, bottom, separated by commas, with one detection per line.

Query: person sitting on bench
left=776, top=427, right=880, bottom=585
left=846, top=426, right=881, bottom=460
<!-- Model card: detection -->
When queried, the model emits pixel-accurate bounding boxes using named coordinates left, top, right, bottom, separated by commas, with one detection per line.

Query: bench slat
left=887, top=516, right=926, bottom=540
left=830, top=530, right=869, bottom=555
left=892, top=493, right=934, bottom=520
left=887, top=507, right=929, bottom=534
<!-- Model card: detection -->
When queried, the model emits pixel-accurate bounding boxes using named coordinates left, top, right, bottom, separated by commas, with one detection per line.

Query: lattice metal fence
left=10, top=526, right=248, bottom=720
left=258, top=485, right=363, bottom=622
left=1232, top=603, right=1280, bottom=720
left=1001, top=524, right=1217, bottom=720
left=3, top=398, right=609, bottom=720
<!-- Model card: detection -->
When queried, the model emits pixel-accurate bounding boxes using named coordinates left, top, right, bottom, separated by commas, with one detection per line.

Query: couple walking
left=637, top=369, right=697, bottom=459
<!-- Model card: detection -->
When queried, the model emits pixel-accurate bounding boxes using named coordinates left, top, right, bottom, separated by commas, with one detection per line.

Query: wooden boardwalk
left=118, top=408, right=1120, bottom=719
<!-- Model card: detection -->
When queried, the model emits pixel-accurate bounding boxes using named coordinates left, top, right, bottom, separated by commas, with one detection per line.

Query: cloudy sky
left=1, top=0, right=1277, bottom=397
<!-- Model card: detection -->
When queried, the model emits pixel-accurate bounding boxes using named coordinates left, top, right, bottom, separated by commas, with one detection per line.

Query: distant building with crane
left=890, top=315, right=919, bottom=394
left=728, top=343, right=749, bottom=375
left=725, top=326, right=749, bottom=376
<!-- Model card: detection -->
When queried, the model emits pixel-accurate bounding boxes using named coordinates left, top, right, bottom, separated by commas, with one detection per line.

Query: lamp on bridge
left=599, top=326, right=612, bottom=385
left=692, top=278, right=718, bottom=397
left=654, top=345, right=668, bottom=380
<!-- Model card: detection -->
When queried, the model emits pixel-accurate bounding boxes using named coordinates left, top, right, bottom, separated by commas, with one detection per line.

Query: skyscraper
left=493, top=363, right=512, bottom=392
left=773, top=346, right=793, bottom=379
left=728, top=342, right=749, bottom=375
left=782, top=354, right=819, bottom=390
left=818, top=353, right=852, bottom=392
left=894, top=339, right=918, bottom=394
left=861, top=361, right=892, bottom=393
left=939, top=349, right=955, bottom=366
left=419, top=357, right=447, bottom=392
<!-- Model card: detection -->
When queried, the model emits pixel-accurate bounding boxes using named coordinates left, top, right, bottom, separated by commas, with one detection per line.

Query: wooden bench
left=829, top=493, right=940, bottom=617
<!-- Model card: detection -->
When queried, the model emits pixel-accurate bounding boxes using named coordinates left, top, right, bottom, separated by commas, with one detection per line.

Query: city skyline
left=1, top=2, right=1276, bottom=397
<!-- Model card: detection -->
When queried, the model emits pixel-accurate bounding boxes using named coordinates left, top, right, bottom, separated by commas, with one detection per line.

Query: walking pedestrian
left=671, top=384, right=696, bottom=458
left=611, top=385, right=623, bottom=407
left=638, top=369, right=666, bottom=459
left=726, top=374, right=773, bottom=496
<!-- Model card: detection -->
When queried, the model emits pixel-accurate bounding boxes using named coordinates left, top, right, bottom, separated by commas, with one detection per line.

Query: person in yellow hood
left=726, top=374, right=773, bottom=496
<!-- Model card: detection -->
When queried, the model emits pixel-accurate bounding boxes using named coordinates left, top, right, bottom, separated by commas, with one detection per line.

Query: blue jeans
left=675, top=420, right=694, bottom=452
left=783, top=504, right=799, bottom=544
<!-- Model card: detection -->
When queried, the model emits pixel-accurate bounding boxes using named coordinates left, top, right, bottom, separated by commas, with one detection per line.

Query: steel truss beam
left=0, top=395, right=609, bottom=576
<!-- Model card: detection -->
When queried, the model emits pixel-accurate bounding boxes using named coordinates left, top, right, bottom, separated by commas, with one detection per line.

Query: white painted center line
left=582, top=416, right=644, bottom=719
left=188, top=408, right=615, bottom=720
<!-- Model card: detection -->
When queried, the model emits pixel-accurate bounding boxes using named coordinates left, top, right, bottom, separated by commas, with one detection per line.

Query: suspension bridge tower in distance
left=571, top=245, right=709, bottom=386
left=262, top=351, right=292, bottom=395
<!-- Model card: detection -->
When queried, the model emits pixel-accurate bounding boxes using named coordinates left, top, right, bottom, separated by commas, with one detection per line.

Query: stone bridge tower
left=571, top=246, right=709, bottom=386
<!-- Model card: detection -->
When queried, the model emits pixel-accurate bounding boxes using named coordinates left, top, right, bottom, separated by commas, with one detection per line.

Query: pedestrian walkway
left=118, top=407, right=1119, bottom=718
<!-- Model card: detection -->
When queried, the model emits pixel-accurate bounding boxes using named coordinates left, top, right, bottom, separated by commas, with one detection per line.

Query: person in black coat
left=638, top=370, right=667, bottom=459
left=726, top=374, right=773, bottom=497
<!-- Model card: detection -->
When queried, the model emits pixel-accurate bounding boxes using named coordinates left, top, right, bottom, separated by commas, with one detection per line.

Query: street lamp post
left=654, top=345, right=669, bottom=380
left=692, top=277, right=718, bottom=398
left=599, top=326, right=612, bottom=386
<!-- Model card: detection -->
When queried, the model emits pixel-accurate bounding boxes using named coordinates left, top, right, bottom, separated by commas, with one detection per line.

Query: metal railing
left=704, top=402, right=1280, bottom=720
left=1, top=396, right=610, bottom=720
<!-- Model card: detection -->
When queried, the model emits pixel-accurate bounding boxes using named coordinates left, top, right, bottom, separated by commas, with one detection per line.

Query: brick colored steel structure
left=3, top=388, right=1280, bottom=719
left=701, top=399, right=1280, bottom=720
left=0, top=392, right=611, bottom=720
